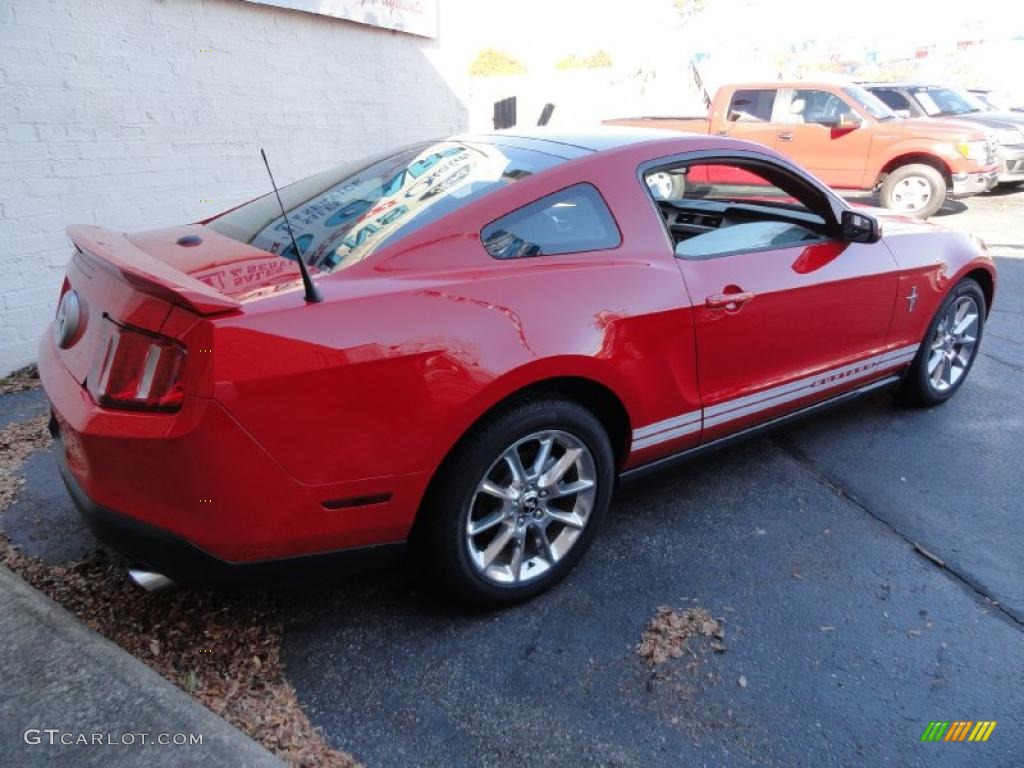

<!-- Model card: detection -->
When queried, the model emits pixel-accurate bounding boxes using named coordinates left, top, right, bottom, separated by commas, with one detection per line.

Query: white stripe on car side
left=630, top=344, right=919, bottom=452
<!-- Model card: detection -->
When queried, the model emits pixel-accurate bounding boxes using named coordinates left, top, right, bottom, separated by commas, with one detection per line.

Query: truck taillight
left=87, top=318, right=187, bottom=412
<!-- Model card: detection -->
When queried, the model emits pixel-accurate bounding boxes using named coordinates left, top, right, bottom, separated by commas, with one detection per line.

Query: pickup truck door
left=774, top=88, right=872, bottom=189
left=718, top=87, right=781, bottom=149
left=663, top=158, right=900, bottom=443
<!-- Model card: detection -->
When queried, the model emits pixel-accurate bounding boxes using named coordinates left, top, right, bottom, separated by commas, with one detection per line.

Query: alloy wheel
left=465, top=430, right=597, bottom=585
left=927, top=295, right=979, bottom=392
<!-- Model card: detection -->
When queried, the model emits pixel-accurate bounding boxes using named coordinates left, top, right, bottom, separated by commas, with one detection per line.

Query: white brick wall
left=0, top=0, right=467, bottom=374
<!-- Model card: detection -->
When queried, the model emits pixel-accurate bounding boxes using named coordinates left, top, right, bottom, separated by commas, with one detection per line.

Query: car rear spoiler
left=67, top=225, right=241, bottom=316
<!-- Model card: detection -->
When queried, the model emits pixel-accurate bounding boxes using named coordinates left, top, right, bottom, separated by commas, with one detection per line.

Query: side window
left=874, top=89, right=911, bottom=111
left=481, top=183, right=620, bottom=260
left=787, top=89, right=845, bottom=125
left=643, top=161, right=829, bottom=260
left=726, top=89, right=777, bottom=123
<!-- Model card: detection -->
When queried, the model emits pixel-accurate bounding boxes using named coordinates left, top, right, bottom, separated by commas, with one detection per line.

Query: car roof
left=455, top=127, right=683, bottom=159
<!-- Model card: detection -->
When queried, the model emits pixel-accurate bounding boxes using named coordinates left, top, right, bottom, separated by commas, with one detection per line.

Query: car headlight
left=994, top=128, right=1024, bottom=146
left=956, top=140, right=989, bottom=160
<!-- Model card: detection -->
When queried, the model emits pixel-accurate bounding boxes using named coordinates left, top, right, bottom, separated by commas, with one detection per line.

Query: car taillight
left=87, top=318, right=187, bottom=412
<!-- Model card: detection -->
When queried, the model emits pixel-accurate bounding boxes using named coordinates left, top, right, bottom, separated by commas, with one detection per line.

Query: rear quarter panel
left=208, top=146, right=701, bottom=487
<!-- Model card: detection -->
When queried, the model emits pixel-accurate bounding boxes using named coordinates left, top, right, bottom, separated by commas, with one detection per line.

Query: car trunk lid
left=59, top=224, right=306, bottom=385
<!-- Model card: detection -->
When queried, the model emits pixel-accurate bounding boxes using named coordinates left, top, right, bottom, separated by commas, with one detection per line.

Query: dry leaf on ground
left=637, top=606, right=726, bottom=666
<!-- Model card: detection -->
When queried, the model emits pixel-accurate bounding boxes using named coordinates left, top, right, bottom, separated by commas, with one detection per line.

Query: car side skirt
left=619, top=374, right=902, bottom=484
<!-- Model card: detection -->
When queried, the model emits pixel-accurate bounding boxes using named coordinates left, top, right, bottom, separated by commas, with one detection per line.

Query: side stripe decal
left=631, top=344, right=919, bottom=452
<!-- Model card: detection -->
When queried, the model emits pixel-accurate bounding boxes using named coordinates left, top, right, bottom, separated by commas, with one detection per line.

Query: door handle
left=777, top=131, right=794, bottom=142
left=706, top=291, right=755, bottom=309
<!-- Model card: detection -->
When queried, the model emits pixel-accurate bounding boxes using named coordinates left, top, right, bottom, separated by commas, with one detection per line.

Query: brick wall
left=0, top=0, right=467, bottom=374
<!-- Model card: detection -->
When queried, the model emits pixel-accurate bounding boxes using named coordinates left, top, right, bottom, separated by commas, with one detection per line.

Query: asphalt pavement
left=3, top=191, right=1022, bottom=766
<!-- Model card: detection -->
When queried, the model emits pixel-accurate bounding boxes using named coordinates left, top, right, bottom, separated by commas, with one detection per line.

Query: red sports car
left=39, top=129, right=995, bottom=604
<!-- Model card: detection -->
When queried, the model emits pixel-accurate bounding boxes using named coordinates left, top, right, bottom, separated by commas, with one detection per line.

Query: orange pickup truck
left=606, top=82, right=998, bottom=217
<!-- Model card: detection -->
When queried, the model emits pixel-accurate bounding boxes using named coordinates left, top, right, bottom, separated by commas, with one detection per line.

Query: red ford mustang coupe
left=39, top=129, right=995, bottom=604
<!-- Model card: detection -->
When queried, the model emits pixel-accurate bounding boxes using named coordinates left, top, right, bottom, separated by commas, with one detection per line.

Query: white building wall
left=0, top=0, right=467, bottom=374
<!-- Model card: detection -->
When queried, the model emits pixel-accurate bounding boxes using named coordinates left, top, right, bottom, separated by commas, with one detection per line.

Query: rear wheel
left=421, top=398, right=614, bottom=606
left=898, top=278, right=985, bottom=406
left=879, top=163, right=946, bottom=218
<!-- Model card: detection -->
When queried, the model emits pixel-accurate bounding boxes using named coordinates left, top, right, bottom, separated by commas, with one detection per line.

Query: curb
left=0, top=564, right=283, bottom=767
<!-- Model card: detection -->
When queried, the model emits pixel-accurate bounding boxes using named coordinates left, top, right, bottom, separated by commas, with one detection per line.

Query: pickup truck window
left=872, top=88, right=912, bottom=112
left=787, top=90, right=845, bottom=125
left=643, top=161, right=828, bottom=260
left=842, top=85, right=897, bottom=120
left=910, top=87, right=981, bottom=117
left=727, top=89, right=777, bottom=123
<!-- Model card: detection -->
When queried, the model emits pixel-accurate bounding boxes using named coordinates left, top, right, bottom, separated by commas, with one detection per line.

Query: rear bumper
left=53, top=425, right=404, bottom=586
left=38, top=329, right=424, bottom=579
left=950, top=168, right=999, bottom=198
left=996, top=145, right=1024, bottom=183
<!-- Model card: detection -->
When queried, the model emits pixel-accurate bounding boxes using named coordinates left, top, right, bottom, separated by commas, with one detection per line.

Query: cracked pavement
left=3, top=193, right=1022, bottom=766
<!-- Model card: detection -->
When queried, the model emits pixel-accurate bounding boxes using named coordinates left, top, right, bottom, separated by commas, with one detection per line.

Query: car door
left=645, top=155, right=900, bottom=442
left=774, top=88, right=872, bottom=189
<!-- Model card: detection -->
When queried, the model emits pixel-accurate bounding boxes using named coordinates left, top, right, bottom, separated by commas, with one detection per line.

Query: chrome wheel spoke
left=468, top=508, right=507, bottom=536
left=503, top=449, right=528, bottom=487
left=481, top=524, right=514, bottom=568
left=534, top=527, right=556, bottom=564
left=550, top=478, right=594, bottom=498
left=508, top=538, right=524, bottom=581
left=479, top=479, right=513, bottom=501
left=532, top=436, right=554, bottom=477
left=540, top=447, right=582, bottom=489
left=545, top=508, right=585, bottom=530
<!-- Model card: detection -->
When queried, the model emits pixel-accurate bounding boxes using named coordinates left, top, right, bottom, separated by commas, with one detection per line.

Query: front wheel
left=879, top=163, right=946, bottom=218
left=421, top=398, right=614, bottom=606
left=898, top=278, right=985, bottom=406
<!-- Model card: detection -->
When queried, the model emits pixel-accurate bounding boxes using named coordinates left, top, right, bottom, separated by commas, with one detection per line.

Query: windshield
left=207, top=141, right=564, bottom=273
left=910, top=87, right=981, bottom=117
left=843, top=86, right=897, bottom=120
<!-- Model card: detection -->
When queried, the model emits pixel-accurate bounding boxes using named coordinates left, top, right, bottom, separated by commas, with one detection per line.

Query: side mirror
left=836, top=112, right=862, bottom=130
left=841, top=210, right=881, bottom=243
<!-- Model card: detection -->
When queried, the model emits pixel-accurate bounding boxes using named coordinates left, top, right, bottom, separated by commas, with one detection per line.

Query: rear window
left=727, top=89, right=777, bottom=122
left=207, top=141, right=564, bottom=273
left=481, top=184, right=621, bottom=259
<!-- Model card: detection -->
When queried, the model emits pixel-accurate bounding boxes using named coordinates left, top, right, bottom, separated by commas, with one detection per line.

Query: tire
left=420, top=397, right=614, bottom=606
left=879, top=163, right=946, bottom=218
left=897, top=278, right=986, bottom=406
left=646, top=171, right=686, bottom=200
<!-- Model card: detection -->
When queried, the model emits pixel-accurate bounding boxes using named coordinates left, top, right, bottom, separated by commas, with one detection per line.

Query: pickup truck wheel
left=897, top=278, right=985, bottom=406
left=421, top=397, right=614, bottom=606
left=879, top=164, right=946, bottom=218
left=646, top=171, right=686, bottom=200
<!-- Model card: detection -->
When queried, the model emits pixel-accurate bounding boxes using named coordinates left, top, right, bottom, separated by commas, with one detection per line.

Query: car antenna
left=260, top=148, right=322, bottom=303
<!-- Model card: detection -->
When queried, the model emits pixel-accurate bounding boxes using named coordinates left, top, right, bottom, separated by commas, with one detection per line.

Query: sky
left=441, top=0, right=1024, bottom=68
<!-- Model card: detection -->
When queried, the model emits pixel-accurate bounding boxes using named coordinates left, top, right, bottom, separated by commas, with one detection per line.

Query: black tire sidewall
left=427, top=398, right=614, bottom=606
left=880, top=164, right=945, bottom=219
left=903, top=278, right=986, bottom=406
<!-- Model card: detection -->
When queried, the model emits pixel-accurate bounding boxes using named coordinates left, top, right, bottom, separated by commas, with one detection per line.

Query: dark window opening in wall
left=537, top=103, right=555, bottom=126
left=493, top=97, right=517, bottom=129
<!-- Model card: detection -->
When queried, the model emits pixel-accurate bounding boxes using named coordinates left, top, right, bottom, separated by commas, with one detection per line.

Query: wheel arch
left=408, top=372, right=633, bottom=543
left=961, top=265, right=995, bottom=317
left=876, top=153, right=953, bottom=188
